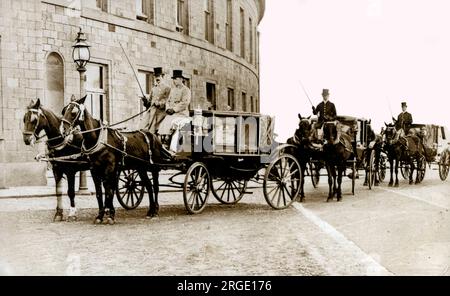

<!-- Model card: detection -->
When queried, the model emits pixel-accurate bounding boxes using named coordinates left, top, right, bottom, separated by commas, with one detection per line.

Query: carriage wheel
left=378, top=154, right=387, bottom=182
left=416, top=157, right=427, bottom=183
left=439, top=153, right=449, bottom=181
left=400, top=162, right=410, bottom=180
left=183, top=162, right=210, bottom=214
left=309, top=162, right=320, bottom=188
left=439, top=162, right=449, bottom=181
left=368, top=150, right=376, bottom=190
left=263, top=154, right=301, bottom=210
left=351, top=159, right=357, bottom=195
left=116, top=169, right=145, bottom=210
left=211, top=178, right=248, bottom=205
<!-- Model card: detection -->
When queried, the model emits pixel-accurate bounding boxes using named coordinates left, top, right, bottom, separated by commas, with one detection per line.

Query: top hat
left=401, top=102, right=407, bottom=107
left=172, top=70, right=186, bottom=79
left=154, top=67, right=163, bottom=77
left=322, top=89, right=330, bottom=96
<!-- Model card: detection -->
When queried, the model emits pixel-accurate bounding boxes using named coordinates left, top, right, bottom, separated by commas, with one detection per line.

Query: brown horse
left=61, top=96, right=162, bottom=224
left=322, top=121, right=354, bottom=202
left=383, top=122, right=425, bottom=186
left=286, top=114, right=322, bottom=202
left=22, top=98, right=103, bottom=222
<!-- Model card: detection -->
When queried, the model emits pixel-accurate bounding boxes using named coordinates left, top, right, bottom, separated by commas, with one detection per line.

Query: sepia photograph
left=0, top=0, right=449, bottom=279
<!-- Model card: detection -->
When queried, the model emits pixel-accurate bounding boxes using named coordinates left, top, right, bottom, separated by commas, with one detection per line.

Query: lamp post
left=72, top=28, right=90, bottom=194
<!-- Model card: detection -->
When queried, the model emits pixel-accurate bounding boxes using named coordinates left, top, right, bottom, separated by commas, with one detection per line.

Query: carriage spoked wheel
left=368, top=150, right=377, bottom=190
left=211, top=178, right=248, bottom=205
left=263, top=154, right=301, bottom=210
left=183, top=162, right=211, bottom=214
left=439, top=153, right=449, bottom=181
left=309, top=162, right=320, bottom=188
left=378, top=154, right=387, bottom=182
left=400, top=162, right=410, bottom=180
left=351, top=158, right=357, bottom=195
left=416, top=157, right=427, bottom=183
left=116, top=169, right=145, bottom=210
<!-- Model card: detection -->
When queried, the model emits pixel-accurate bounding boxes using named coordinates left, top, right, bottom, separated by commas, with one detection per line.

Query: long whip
left=299, top=80, right=314, bottom=108
left=119, top=42, right=146, bottom=99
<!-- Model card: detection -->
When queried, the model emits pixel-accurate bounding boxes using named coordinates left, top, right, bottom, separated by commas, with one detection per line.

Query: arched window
left=45, top=52, right=64, bottom=113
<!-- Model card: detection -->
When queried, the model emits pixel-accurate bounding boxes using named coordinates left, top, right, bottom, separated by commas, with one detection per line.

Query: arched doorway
left=45, top=52, right=64, bottom=113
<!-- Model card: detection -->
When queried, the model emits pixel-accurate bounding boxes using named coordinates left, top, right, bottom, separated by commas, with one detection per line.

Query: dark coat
left=396, top=112, right=413, bottom=133
left=313, top=101, right=337, bottom=124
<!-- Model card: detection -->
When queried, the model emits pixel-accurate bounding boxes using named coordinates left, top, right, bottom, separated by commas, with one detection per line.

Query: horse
left=60, top=95, right=162, bottom=224
left=322, top=121, right=355, bottom=202
left=22, top=98, right=103, bottom=222
left=286, top=114, right=322, bottom=202
left=383, top=122, right=425, bottom=186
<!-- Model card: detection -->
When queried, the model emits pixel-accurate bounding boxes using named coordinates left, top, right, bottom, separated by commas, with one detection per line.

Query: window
left=136, top=0, right=155, bottom=24
left=241, top=92, right=247, bottom=112
left=206, top=82, right=216, bottom=110
left=249, top=18, right=253, bottom=64
left=177, top=0, right=190, bottom=35
left=45, top=53, right=64, bottom=113
left=240, top=8, right=245, bottom=58
left=227, top=88, right=235, bottom=111
left=250, top=96, right=255, bottom=113
left=226, top=0, right=233, bottom=51
left=138, top=70, right=154, bottom=113
left=96, top=0, right=108, bottom=12
left=86, top=63, right=108, bottom=121
left=204, top=0, right=215, bottom=43
left=256, top=31, right=260, bottom=67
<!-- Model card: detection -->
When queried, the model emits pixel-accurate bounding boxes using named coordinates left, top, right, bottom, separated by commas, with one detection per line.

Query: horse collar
left=82, top=127, right=107, bottom=156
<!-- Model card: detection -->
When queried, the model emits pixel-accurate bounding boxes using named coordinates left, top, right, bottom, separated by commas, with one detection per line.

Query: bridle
left=61, top=101, right=85, bottom=136
left=22, top=108, right=46, bottom=140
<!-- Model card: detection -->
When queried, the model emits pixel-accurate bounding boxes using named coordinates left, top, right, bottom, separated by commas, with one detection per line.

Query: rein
left=63, top=102, right=154, bottom=165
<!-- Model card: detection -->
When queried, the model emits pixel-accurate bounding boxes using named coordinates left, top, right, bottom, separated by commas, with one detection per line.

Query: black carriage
left=116, top=110, right=302, bottom=214
left=397, top=124, right=449, bottom=182
left=307, top=116, right=381, bottom=193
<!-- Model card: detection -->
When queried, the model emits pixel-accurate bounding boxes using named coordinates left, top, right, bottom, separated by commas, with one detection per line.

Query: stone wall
left=0, top=0, right=264, bottom=187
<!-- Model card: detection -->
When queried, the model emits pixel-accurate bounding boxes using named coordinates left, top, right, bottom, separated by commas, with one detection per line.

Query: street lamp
left=73, top=28, right=91, bottom=72
left=72, top=28, right=90, bottom=194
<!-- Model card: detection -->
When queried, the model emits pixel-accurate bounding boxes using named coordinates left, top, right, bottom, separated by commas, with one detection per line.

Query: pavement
left=0, top=168, right=448, bottom=276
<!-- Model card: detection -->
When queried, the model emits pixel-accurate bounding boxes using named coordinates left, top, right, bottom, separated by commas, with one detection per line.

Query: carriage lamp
left=72, top=28, right=91, bottom=71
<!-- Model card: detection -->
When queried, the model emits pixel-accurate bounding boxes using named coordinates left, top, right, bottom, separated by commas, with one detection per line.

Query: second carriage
left=306, top=115, right=384, bottom=193
left=116, top=110, right=302, bottom=214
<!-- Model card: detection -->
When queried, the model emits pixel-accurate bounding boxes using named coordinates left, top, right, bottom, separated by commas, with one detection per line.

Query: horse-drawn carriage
left=397, top=124, right=450, bottom=182
left=289, top=114, right=380, bottom=202
left=115, top=109, right=302, bottom=214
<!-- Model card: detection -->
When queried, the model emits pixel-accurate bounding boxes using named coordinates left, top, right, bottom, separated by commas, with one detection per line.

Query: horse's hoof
left=67, top=216, right=77, bottom=222
left=107, top=218, right=115, bottom=225
left=53, top=215, right=63, bottom=222
left=409, top=181, right=414, bottom=185
left=326, top=198, right=332, bottom=203
left=388, top=183, right=393, bottom=187
left=375, top=182, right=380, bottom=187
left=395, top=183, right=400, bottom=188
left=94, top=218, right=103, bottom=225
left=337, top=197, right=342, bottom=202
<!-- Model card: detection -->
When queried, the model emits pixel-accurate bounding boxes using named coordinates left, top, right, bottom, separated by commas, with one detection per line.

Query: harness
left=22, top=108, right=46, bottom=141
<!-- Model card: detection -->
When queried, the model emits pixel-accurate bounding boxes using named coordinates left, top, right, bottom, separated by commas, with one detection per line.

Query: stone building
left=0, top=0, right=265, bottom=187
